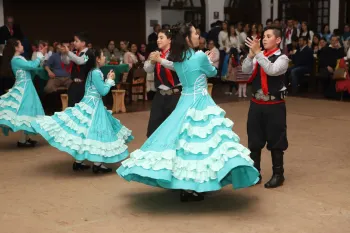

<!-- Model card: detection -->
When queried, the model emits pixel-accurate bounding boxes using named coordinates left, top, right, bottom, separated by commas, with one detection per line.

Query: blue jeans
left=288, top=66, right=311, bottom=90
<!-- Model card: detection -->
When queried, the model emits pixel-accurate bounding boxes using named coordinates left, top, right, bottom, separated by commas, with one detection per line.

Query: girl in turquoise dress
left=0, top=38, right=46, bottom=147
left=32, top=48, right=133, bottom=173
left=117, top=24, right=259, bottom=201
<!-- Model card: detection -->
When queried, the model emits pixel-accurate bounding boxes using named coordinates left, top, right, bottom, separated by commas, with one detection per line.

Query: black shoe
left=17, top=140, right=36, bottom=148
left=27, top=138, right=38, bottom=145
left=264, top=150, right=285, bottom=188
left=180, top=190, right=204, bottom=202
left=72, top=162, right=91, bottom=171
left=250, top=150, right=262, bottom=185
left=92, top=164, right=112, bottom=174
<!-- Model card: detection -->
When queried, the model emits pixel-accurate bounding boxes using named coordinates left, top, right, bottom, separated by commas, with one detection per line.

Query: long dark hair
left=228, top=24, right=237, bottom=42
left=1, top=38, right=19, bottom=77
left=168, top=23, right=194, bottom=62
left=87, top=47, right=103, bottom=84
left=86, top=47, right=102, bottom=73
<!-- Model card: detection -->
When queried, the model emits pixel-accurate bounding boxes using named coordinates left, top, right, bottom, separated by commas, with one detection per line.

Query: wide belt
left=159, top=86, right=182, bottom=96
left=252, top=90, right=287, bottom=101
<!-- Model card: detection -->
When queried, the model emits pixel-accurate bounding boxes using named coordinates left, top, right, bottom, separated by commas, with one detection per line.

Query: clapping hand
left=38, top=44, right=47, bottom=55
left=107, top=70, right=115, bottom=80
left=205, top=50, right=214, bottom=61
left=245, top=37, right=261, bottom=56
left=62, top=45, right=70, bottom=54
left=149, top=51, right=161, bottom=63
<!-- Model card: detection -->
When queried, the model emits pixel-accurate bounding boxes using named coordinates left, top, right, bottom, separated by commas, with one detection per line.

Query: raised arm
left=159, top=58, right=174, bottom=71
left=199, top=51, right=217, bottom=78
left=242, top=56, right=254, bottom=74
left=67, top=51, right=89, bottom=65
left=254, top=53, right=289, bottom=76
left=143, top=60, right=155, bottom=73
left=12, top=52, right=44, bottom=70
left=91, top=70, right=115, bottom=96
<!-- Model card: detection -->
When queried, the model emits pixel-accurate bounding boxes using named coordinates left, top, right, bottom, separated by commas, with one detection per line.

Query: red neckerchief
left=247, top=48, right=280, bottom=95
left=156, top=49, right=175, bottom=87
left=60, top=61, right=73, bottom=74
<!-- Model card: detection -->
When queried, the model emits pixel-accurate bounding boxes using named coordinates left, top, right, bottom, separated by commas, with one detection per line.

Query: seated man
left=44, top=41, right=73, bottom=94
left=288, top=36, right=314, bottom=93
left=318, top=35, right=345, bottom=97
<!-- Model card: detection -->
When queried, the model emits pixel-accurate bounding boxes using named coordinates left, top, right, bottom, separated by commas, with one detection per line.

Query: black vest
left=153, top=65, right=180, bottom=89
left=71, top=49, right=94, bottom=81
left=252, top=54, right=286, bottom=95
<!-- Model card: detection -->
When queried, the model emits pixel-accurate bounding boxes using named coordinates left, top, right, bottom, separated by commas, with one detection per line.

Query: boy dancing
left=242, top=26, right=289, bottom=188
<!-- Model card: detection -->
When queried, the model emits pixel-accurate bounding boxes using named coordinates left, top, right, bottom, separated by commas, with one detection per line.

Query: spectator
left=0, top=16, right=23, bottom=45
left=318, top=35, right=345, bottom=97
left=288, top=36, right=314, bottom=93
left=147, top=24, right=160, bottom=53
left=44, top=42, right=73, bottom=94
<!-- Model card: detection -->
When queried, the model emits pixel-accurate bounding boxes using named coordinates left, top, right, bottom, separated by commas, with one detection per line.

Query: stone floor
left=0, top=96, right=350, bottom=233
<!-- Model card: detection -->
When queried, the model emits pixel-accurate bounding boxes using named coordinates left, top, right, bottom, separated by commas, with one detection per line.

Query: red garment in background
left=335, top=58, right=350, bottom=94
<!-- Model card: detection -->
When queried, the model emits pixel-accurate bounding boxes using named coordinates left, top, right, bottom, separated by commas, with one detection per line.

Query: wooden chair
left=60, top=94, right=68, bottom=111
left=207, top=83, right=213, bottom=96
left=118, top=72, right=132, bottom=104
left=119, top=68, right=147, bottom=104
left=112, top=89, right=126, bottom=113
left=57, top=87, right=68, bottom=111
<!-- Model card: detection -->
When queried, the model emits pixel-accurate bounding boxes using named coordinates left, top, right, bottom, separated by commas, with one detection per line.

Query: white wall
left=206, top=0, right=225, bottom=31
left=0, top=0, right=4, bottom=26
left=261, top=0, right=271, bottom=26
left=145, top=0, right=162, bottom=42
left=273, top=0, right=278, bottom=20
left=330, top=0, right=340, bottom=30
left=161, top=10, right=184, bottom=26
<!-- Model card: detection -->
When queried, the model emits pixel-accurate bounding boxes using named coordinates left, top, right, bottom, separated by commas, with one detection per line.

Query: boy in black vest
left=242, top=26, right=289, bottom=188
left=145, top=50, right=181, bottom=137
left=62, top=32, right=94, bottom=107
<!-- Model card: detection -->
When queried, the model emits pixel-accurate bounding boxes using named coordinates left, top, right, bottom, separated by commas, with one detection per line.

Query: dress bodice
left=11, top=56, right=41, bottom=83
left=85, top=70, right=103, bottom=98
left=173, top=50, right=217, bottom=97
left=83, top=68, right=115, bottom=105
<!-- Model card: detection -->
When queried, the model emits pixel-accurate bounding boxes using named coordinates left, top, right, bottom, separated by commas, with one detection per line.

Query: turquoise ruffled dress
left=32, top=68, right=133, bottom=163
left=0, top=54, right=45, bottom=135
left=117, top=50, right=259, bottom=192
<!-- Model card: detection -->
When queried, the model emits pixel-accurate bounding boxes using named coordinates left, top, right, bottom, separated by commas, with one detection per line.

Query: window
left=316, top=0, right=330, bottom=32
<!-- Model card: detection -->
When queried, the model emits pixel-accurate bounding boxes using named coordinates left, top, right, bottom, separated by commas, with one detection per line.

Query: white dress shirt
left=242, top=49, right=289, bottom=91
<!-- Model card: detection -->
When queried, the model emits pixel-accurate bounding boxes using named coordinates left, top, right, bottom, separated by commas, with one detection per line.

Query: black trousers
left=146, top=91, right=180, bottom=137
left=247, top=101, right=288, bottom=152
left=68, top=81, right=85, bottom=107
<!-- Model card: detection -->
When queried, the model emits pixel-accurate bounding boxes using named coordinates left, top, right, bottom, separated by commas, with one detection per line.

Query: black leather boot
left=250, top=150, right=262, bottom=184
left=264, top=150, right=285, bottom=188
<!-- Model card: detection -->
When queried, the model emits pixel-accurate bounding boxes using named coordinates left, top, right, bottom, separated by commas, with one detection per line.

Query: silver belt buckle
left=160, top=89, right=170, bottom=95
left=254, top=91, right=274, bottom=101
